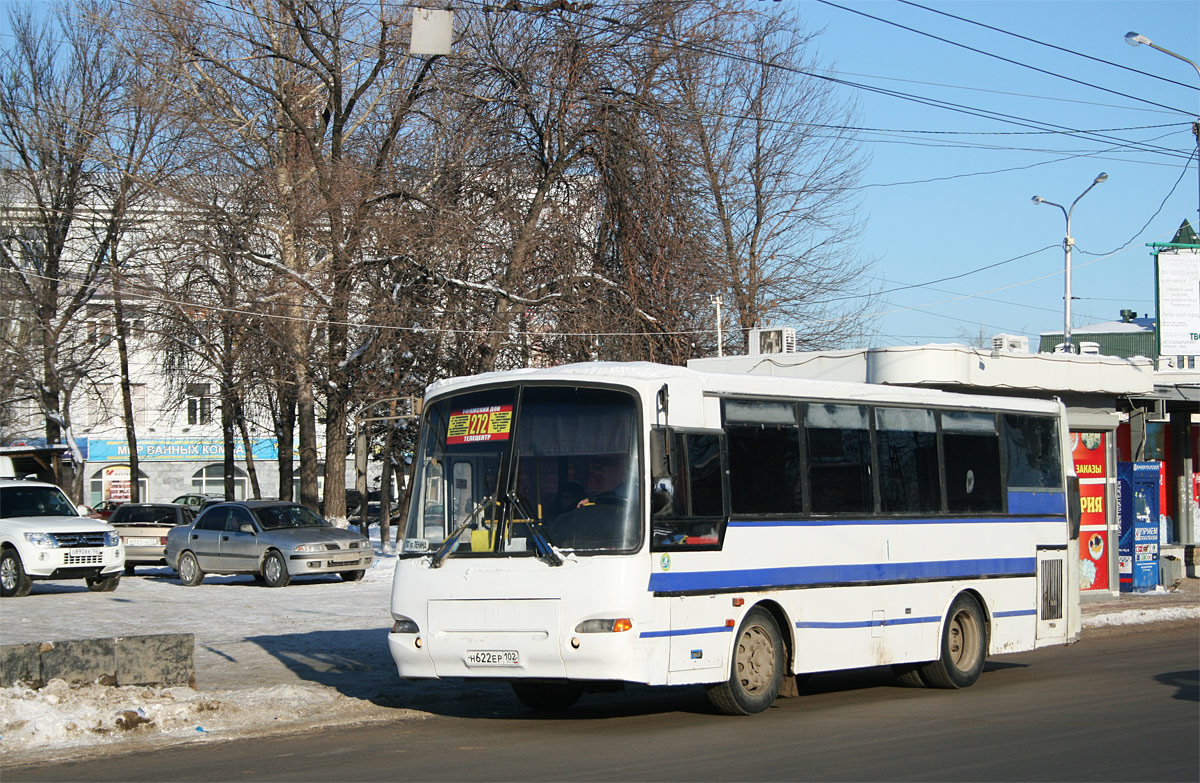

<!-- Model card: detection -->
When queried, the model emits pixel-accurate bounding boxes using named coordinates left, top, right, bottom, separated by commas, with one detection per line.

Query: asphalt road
left=6, top=623, right=1197, bottom=782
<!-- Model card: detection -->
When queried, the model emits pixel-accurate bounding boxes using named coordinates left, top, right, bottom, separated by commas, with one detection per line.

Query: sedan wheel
left=178, top=551, right=205, bottom=587
left=262, top=550, right=291, bottom=588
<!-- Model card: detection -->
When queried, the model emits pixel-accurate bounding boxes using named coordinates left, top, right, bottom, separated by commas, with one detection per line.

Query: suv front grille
left=55, top=532, right=107, bottom=548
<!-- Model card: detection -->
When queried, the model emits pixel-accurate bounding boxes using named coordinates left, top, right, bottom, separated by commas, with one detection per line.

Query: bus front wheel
left=919, top=593, right=987, bottom=689
left=707, top=607, right=784, bottom=715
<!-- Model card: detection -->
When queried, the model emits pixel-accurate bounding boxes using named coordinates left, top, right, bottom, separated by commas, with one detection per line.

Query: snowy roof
left=1040, top=318, right=1154, bottom=335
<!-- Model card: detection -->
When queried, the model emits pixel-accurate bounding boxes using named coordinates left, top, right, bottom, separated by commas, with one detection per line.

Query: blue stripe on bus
left=638, top=625, right=734, bottom=639
left=648, top=557, right=1036, bottom=593
left=993, top=608, right=1038, bottom=618
left=1007, top=492, right=1067, bottom=515
left=796, top=615, right=941, bottom=629
left=727, top=517, right=1062, bottom=528
left=646, top=608, right=1038, bottom=640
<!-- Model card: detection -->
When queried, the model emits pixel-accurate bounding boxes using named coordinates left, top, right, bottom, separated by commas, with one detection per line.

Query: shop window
left=192, top=464, right=247, bottom=499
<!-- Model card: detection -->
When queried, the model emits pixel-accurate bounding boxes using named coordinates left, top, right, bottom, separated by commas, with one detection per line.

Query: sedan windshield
left=255, top=505, right=330, bottom=530
left=0, top=486, right=78, bottom=518
left=404, top=384, right=641, bottom=557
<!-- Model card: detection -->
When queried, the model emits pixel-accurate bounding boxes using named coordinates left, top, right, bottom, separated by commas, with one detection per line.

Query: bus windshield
left=402, top=384, right=641, bottom=557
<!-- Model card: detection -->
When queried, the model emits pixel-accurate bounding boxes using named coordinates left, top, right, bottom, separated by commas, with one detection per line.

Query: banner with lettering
left=1072, top=431, right=1109, bottom=591
left=446, top=405, right=513, bottom=445
left=88, top=437, right=279, bottom=462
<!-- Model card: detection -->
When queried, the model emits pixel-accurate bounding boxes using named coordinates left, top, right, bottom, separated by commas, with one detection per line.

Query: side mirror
left=76, top=504, right=92, bottom=517
left=651, top=488, right=672, bottom=515
left=239, top=524, right=256, bottom=535
left=1066, top=475, right=1082, bottom=540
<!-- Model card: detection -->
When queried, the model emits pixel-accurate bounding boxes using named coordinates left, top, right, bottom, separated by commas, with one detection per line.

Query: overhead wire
left=814, top=0, right=1195, bottom=116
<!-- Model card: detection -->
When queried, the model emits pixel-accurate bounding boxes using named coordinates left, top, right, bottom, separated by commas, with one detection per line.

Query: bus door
left=1035, top=546, right=1068, bottom=646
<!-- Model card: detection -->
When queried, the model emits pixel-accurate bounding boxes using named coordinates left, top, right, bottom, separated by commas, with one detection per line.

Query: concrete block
left=39, top=638, right=116, bottom=685
left=115, top=633, right=194, bottom=687
left=0, top=642, right=44, bottom=687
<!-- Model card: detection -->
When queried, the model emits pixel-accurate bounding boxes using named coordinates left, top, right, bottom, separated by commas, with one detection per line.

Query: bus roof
left=425, top=361, right=1064, bottom=416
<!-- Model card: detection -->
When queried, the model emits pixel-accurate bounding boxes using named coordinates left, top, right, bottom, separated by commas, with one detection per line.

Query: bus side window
left=942, top=411, right=1002, bottom=512
left=1004, top=415, right=1063, bottom=490
left=651, top=430, right=724, bottom=549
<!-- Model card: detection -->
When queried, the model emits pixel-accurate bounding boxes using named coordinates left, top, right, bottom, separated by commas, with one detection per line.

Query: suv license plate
left=466, top=650, right=519, bottom=666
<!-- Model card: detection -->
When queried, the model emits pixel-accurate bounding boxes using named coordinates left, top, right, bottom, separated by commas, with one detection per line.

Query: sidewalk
left=1080, top=575, right=1200, bottom=628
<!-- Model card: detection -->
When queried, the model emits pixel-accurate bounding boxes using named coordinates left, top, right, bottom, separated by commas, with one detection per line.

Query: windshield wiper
left=429, top=495, right=495, bottom=568
left=507, top=490, right=564, bottom=566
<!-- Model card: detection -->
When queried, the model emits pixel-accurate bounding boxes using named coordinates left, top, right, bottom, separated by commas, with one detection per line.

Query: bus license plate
left=466, top=650, right=519, bottom=666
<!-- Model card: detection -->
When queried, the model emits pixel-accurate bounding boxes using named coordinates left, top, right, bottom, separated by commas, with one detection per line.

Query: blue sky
left=2, top=1, right=1195, bottom=351
left=788, top=0, right=1199, bottom=348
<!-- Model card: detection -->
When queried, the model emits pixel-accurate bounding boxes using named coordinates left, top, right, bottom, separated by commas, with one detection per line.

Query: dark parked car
left=165, top=501, right=374, bottom=587
left=109, top=503, right=195, bottom=574
left=171, top=493, right=224, bottom=511
left=90, top=499, right=124, bottom=520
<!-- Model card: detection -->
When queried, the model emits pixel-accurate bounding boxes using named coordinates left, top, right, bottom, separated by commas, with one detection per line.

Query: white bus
left=388, top=362, right=1081, bottom=714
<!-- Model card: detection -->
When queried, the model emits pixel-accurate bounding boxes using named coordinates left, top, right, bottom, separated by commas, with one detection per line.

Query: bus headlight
left=575, top=618, right=633, bottom=633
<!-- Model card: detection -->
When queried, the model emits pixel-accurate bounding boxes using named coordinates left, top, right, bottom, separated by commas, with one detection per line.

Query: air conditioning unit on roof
left=748, top=327, right=797, bottom=355
left=991, top=334, right=1029, bottom=354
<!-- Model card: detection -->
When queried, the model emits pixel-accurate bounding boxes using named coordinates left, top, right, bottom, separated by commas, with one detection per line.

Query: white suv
left=0, top=478, right=125, bottom=597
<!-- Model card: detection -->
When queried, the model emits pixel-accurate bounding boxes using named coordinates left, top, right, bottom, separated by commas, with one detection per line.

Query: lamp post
left=1031, top=172, right=1108, bottom=353
left=1126, top=31, right=1200, bottom=223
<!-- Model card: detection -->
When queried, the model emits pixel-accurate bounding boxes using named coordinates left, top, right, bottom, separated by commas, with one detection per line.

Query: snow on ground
left=2, top=529, right=416, bottom=761
left=2, top=528, right=1197, bottom=762
left=1082, top=606, right=1200, bottom=628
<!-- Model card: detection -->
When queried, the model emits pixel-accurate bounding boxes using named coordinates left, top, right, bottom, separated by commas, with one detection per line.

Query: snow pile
left=1083, top=605, right=1200, bottom=628
left=0, top=680, right=371, bottom=756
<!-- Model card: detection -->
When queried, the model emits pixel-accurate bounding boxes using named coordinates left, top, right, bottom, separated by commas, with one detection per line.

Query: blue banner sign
left=88, top=437, right=279, bottom=462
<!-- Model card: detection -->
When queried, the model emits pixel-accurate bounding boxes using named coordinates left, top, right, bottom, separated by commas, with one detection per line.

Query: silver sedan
left=165, top=501, right=373, bottom=587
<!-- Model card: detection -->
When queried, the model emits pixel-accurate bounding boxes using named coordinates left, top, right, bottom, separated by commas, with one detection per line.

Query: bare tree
left=0, top=1, right=130, bottom=499
left=139, top=0, right=442, bottom=521
left=673, top=7, right=873, bottom=351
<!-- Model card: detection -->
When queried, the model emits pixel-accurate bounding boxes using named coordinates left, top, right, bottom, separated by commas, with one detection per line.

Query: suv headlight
left=294, top=543, right=325, bottom=553
left=104, top=531, right=120, bottom=546
left=24, top=532, right=59, bottom=548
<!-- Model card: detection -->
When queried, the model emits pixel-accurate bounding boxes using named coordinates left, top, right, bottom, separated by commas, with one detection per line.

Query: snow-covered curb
left=0, top=679, right=409, bottom=761
left=1082, top=605, right=1200, bottom=628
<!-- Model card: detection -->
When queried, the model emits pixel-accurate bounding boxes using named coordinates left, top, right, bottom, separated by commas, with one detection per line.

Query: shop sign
left=1072, top=431, right=1108, bottom=592
left=88, top=437, right=279, bottom=462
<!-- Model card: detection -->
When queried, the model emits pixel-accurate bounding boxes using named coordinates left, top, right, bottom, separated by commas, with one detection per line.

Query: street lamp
left=1126, top=31, right=1200, bottom=223
left=1031, top=172, right=1108, bottom=353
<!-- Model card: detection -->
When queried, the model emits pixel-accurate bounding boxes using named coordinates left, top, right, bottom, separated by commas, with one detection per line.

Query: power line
left=896, top=0, right=1200, bottom=93
left=814, top=0, right=1195, bottom=116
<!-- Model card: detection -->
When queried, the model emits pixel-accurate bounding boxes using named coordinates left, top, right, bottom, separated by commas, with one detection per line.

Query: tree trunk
left=274, top=383, right=296, bottom=501
left=235, top=398, right=262, bottom=499
left=110, top=247, right=139, bottom=503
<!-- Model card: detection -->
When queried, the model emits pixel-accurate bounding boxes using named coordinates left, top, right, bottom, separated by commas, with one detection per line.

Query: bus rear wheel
left=511, top=681, right=584, bottom=712
left=919, top=593, right=987, bottom=689
left=707, top=607, right=784, bottom=715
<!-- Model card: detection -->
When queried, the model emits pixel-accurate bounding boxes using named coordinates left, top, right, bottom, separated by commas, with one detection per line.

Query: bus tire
left=511, top=681, right=584, bottom=712
left=892, top=663, right=927, bottom=687
left=919, top=593, right=987, bottom=689
left=707, top=607, right=784, bottom=715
